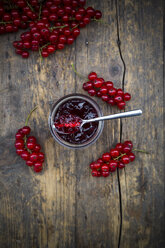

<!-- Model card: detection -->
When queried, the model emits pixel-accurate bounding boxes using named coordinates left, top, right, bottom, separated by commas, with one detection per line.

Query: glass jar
left=48, top=94, right=104, bottom=149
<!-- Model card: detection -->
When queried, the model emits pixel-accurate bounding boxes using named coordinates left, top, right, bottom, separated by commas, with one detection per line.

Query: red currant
left=105, top=81, right=113, bottom=89
left=90, top=162, right=96, bottom=170
left=108, top=88, right=117, bottom=96
left=109, top=160, right=118, bottom=172
left=86, top=7, right=95, bottom=17
left=102, top=171, right=110, bottom=177
left=100, top=86, right=108, bottom=95
left=27, top=136, right=36, bottom=143
left=91, top=170, right=98, bottom=177
left=21, top=151, right=30, bottom=161
left=26, top=160, right=34, bottom=166
left=118, top=162, right=125, bottom=169
left=102, top=153, right=111, bottom=162
left=88, top=72, right=97, bottom=81
left=101, top=95, right=109, bottom=102
left=94, top=162, right=101, bottom=170
left=93, top=78, right=103, bottom=88
left=16, top=148, right=25, bottom=155
left=22, top=126, right=31, bottom=135
left=128, top=152, right=135, bottom=162
left=67, top=36, right=74, bottom=45
left=117, top=101, right=126, bottom=109
left=34, top=166, right=43, bottom=172
left=29, top=152, right=39, bottom=162
left=34, top=144, right=41, bottom=152
left=95, top=10, right=102, bottom=19
left=88, top=89, right=96, bottom=96
left=27, top=141, right=35, bottom=150
left=114, top=95, right=123, bottom=103
left=83, top=82, right=93, bottom=91
left=115, top=143, right=123, bottom=152
left=124, top=140, right=133, bottom=149
left=116, top=89, right=124, bottom=96
left=34, top=161, right=42, bottom=168
left=22, top=51, right=29, bottom=58
left=97, top=171, right=102, bottom=177
left=38, top=152, right=44, bottom=162
left=110, top=149, right=120, bottom=158
left=124, top=93, right=131, bottom=101
left=121, top=155, right=130, bottom=164
left=15, top=132, right=24, bottom=140
left=15, top=140, right=24, bottom=149
left=96, top=91, right=102, bottom=97
left=108, top=98, right=115, bottom=106
left=101, top=164, right=109, bottom=172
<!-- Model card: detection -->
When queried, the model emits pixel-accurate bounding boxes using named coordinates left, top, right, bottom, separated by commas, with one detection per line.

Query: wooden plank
left=117, top=0, right=165, bottom=247
left=0, top=31, right=77, bottom=248
left=74, top=0, right=122, bottom=247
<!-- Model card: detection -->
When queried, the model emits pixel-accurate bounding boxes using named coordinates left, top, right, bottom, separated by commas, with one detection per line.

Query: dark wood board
left=0, top=0, right=164, bottom=247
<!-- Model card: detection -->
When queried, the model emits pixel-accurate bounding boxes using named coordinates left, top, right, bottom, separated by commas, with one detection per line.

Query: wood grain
left=118, top=0, right=164, bottom=247
left=0, top=0, right=164, bottom=248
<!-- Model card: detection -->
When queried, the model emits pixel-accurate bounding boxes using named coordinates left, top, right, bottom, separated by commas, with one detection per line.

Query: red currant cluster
left=15, top=126, right=45, bottom=172
left=90, top=140, right=135, bottom=177
left=0, top=0, right=102, bottom=58
left=0, top=0, right=40, bottom=34
left=83, top=72, right=131, bottom=109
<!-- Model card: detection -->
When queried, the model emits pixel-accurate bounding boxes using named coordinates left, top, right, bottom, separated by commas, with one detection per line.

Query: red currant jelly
left=49, top=94, right=104, bottom=149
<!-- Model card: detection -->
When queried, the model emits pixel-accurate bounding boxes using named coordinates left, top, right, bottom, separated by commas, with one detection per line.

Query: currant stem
left=92, top=18, right=110, bottom=26
left=25, top=106, right=38, bottom=126
left=132, top=149, right=150, bottom=154
left=71, top=64, right=87, bottom=80
left=113, top=149, right=150, bottom=161
left=49, top=25, right=67, bottom=31
left=3, top=3, right=18, bottom=10
left=0, top=21, right=13, bottom=24
left=25, top=0, right=34, bottom=12
left=114, top=153, right=126, bottom=161
left=38, top=4, right=42, bottom=20
left=72, top=24, right=79, bottom=30
left=40, top=43, right=51, bottom=50
left=23, top=135, right=32, bottom=153
left=39, top=42, right=51, bottom=60
left=38, top=48, right=43, bottom=60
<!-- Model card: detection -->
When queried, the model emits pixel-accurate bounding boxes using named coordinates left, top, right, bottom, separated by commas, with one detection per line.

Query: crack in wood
left=115, top=0, right=127, bottom=247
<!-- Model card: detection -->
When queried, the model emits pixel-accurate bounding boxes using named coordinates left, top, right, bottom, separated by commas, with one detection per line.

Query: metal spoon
left=53, top=109, right=142, bottom=134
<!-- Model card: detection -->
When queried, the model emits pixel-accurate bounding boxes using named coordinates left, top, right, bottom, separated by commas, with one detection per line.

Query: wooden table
left=0, top=0, right=164, bottom=247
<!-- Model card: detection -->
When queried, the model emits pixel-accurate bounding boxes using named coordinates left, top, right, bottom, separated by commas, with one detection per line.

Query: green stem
left=71, top=64, right=87, bottom=80
left=40, top=42, right=51, bottom=50
left=39, top=42, right=51, bottom=60
left=23, top=136, right=32, bottom=153
left=92, top=18, right=110, bottom=26
left=0, top=21, right=12, bottom=24
left=38, top=4, right=42, bottom=20
left=72, top=23, right=79, bottom=30
left=24, top=106, right=38, bottom=153
left=25, top=106, right=38, bottom=126
left=114, top=153, right=126, bottom=161
left=25, top=0, right=34, bottom=12
left=39, top=49, right=43, bottom=61
left=132, top=149, right=150, bottom=154
left=49, top=25, right=67, bottom=31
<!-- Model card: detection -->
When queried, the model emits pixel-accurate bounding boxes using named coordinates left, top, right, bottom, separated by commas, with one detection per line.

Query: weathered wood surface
left=0, top=0, right=164, bottom=248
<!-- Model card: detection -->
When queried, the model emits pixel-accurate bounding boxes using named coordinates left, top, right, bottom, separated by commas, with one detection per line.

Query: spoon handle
left=84, top=109, right=142, bottom=124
